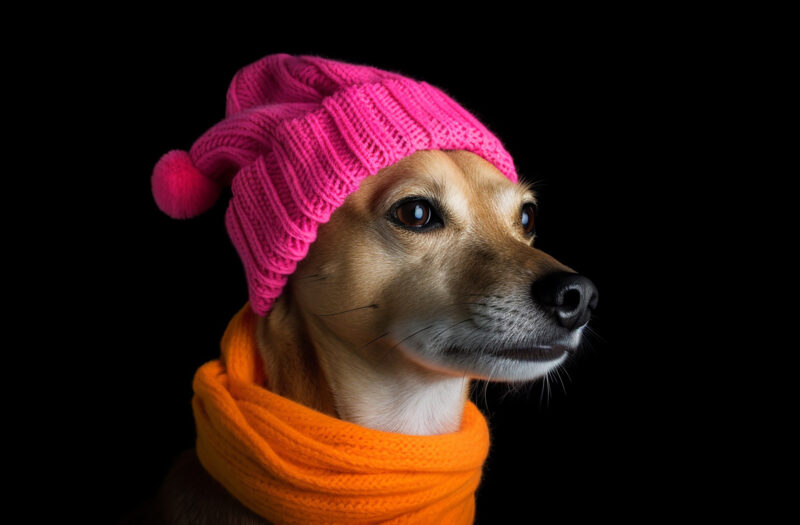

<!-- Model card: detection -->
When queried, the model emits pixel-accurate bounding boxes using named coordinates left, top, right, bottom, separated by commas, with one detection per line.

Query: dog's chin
left=397, top=342, right=572, bottom=382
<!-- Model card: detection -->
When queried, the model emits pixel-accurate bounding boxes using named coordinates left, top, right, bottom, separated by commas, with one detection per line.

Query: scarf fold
left=191, top=301, right=491, bottom=524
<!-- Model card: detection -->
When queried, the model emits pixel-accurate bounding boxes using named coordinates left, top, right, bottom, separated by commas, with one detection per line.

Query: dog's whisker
left=485, top=359, right=499, bottom=408
left=480, top=360, right=493, bottom=407
left=360, top=331, right=391, bottom=351
left=370, top=312, right=469, bottom=364
left=583, top=323, right=606, bottom=345
left=459, top=322, right=485, bottom=352
left=560, top=365, right=572, bottom=384
left=315, top=304, right=379, bottom=317
left=554, top=366, right=568, bottom=397
left=430, top=317, right=474, bottom=344
left=377, top=322, right=445, bottom=365
left=386, top=324, right=437, bottom=355
left=539, top=371, right=548, bottom=408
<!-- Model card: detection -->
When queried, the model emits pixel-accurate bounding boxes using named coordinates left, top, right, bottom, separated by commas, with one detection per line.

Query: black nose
left=531, top=272, right=599, bottom=330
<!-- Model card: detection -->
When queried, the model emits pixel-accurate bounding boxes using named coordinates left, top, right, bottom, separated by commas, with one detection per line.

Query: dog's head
left=287, top=149, right=597, bottom=383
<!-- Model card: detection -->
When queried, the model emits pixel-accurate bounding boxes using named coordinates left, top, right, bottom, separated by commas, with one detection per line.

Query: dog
left=125, top=148, right=597, bottom=524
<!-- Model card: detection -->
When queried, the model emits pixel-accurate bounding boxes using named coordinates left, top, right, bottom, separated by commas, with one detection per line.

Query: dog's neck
left=256, top=294, right=470, bottom=436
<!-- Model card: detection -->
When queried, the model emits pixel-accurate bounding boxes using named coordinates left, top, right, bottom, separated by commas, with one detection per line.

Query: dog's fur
left=124, top=149, right=589, bottom=524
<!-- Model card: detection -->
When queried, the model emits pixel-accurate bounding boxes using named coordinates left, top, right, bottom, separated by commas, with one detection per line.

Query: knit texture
left=192, top=301, right=491, bottom=524
left=152, top=53, right=519, bottom=315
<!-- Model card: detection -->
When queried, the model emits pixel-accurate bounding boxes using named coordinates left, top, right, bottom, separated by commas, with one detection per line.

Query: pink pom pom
left=152, top=149, right=222, bottom=219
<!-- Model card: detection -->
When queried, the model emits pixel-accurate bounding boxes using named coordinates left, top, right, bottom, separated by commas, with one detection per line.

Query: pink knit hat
left=152, top=53, right=519, bottom=316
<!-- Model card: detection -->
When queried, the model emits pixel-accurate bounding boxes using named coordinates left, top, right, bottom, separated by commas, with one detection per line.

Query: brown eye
left=521, top=203, right=537, bottom=235
left=395, top=199, right=432, bottom=227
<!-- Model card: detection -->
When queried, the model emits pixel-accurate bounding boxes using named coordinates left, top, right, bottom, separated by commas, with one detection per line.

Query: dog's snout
left=531, top=272, right=598, bottom=330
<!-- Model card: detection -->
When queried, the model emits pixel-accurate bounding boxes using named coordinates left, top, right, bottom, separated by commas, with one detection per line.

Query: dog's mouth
left=444, top=344, right=569, bottom=362
left=487, top=344, right=569, bottom=362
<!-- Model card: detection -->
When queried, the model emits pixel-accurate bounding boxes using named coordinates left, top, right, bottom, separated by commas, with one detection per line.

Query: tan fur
left=255, top=286, right=337, bottom=417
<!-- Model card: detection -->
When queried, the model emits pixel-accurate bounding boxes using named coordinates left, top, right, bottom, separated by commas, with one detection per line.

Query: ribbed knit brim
left=152, top=53, right=519, bottom=316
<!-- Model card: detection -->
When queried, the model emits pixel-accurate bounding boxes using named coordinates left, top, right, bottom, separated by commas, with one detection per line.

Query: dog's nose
left=531, top=272, right=599, bottom=330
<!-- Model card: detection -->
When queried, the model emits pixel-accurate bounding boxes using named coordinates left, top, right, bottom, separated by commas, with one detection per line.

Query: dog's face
left=289, top=149, right=597, bottom=383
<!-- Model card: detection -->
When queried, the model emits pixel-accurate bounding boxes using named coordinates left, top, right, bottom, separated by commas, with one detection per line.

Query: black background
left=60, top=17, right=747, bottom=523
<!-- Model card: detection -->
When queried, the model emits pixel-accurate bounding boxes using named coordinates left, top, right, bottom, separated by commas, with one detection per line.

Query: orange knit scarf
left=191, top=302, right=491, bottom=524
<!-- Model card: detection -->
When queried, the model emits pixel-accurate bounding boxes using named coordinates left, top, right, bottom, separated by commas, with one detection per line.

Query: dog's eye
left=391, top=198, right=442, bottom=230
left=521, top=203, right=537, bottom=236
left=396, top=200, right=432, bottom=227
